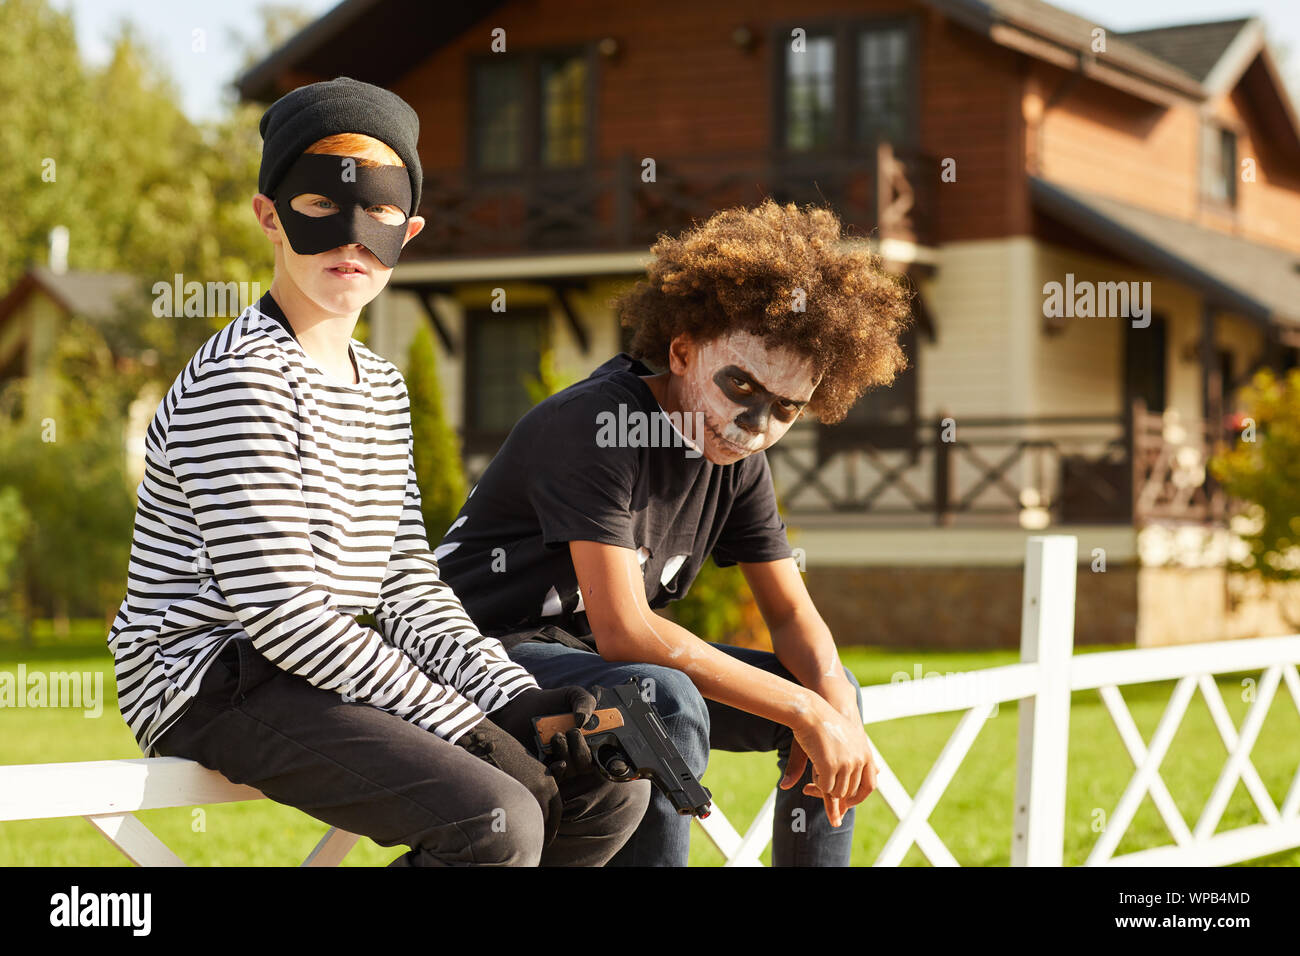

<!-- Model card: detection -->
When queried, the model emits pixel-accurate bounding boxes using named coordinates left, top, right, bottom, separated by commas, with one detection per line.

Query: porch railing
left=766, top=404, right=1229, bottom=527
left=1130, top=399, right=1227, bottom=524
left=458, top=406, right=1230, bottom=528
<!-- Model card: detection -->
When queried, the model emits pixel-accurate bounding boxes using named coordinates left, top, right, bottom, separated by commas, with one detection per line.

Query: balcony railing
left=408, top=143, right=938, bottom=259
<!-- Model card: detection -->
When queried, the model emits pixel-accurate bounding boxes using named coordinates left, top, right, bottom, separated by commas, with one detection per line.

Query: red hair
left=304, top=132, right=404, bottom=167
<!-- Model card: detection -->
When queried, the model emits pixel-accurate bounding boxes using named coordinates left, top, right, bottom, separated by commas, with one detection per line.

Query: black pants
left=153, top=638, right=650, bottom=866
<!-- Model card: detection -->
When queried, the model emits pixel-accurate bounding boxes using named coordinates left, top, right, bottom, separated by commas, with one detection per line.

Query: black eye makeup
left=713, top=365, right=807, bottom=425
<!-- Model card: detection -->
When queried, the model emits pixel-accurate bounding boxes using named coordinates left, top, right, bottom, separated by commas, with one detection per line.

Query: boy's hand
left=780, top=695, right=877, bottom=827
left=488, top=686, right=599, bottom=780
left=455, top=716, right=563, bottom=846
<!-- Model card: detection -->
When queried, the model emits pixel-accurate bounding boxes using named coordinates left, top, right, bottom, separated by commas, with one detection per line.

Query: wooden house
left=236, top=0, right=1300, bottom=648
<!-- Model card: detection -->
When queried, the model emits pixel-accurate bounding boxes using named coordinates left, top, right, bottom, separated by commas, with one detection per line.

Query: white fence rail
left=0, top=756, right=358, bottom=866
left=697, top=535, right=1300, bottom=866
left=3, top=536, right=1299, bottom=866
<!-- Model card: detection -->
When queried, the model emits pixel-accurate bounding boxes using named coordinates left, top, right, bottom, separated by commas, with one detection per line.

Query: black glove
left=488, top=686, right=598, bottom=782
left=454, top=715, right=563, bottom=848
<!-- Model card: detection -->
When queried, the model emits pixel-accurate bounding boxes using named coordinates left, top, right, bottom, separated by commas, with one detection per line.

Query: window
left=857, top=27, right=909, bottom=145
left=784, top=34, right=836, bottom=151
left=540, top=54, right=588, bottom=167
left=1200, top=123, right=1237, bottom=206
left=473, top=60, right=523, bottom=171
left=472, top=50, right=590, bottom=171
left=779, top=20, right=914, bottom=154
left=465, top=307, right=548, bottom=437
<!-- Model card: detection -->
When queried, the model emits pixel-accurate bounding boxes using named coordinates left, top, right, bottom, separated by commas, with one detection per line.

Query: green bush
left=0, top=485, right=31, bottom=635
left=0, top=308, right=141, bottom=637
left=0, top=486, right=29, bottom=592
left=524, top=347, right=573, bottom=404
left=667, top=558, right=760, bottom=644
left=0, top=417, right=134, bottom=629
left=1210, top=367, right=1300, bottom=582
left=406, top=321, right=467, bottom=545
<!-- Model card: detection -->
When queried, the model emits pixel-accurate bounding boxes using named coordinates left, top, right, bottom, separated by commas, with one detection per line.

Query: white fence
left=3, top=535, right=1299, bottom=866
left=697, top=535, right=1300, bottom=866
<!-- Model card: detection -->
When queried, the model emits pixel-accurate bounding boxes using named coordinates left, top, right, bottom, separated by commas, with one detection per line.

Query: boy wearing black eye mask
left=107, top=76, right=648, bottom=866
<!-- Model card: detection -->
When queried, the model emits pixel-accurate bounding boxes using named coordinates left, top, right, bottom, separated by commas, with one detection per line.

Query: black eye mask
left=272, top=152, right=413, bottom=268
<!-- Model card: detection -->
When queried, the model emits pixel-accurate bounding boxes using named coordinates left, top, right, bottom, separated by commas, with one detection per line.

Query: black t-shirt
left=435, top=353, right=791, bottom=650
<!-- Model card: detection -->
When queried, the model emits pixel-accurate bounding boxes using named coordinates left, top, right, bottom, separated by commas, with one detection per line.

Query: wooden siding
left=394, top=0, right=1028, bottom=243
left=1032, top=240, right=1265, bottom=425
left=917, top=237, right=1035, bottom=417
left=1032, top=57, right=1300, bottom=255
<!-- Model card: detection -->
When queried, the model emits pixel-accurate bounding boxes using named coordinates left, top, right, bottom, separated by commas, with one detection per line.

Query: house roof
left=919, top=0, right=1204, bottom=99
left=1030, top=176, right=1300, bottom=328
left=1115, top=17, right=1253, bottom=83
left=238, top=0, right=1206, bottom=104
left=0, top=266, right=142, bottom=327
left=234, top=0, right=1300, bottom=140
left=235, top=0, right=509, bottom=102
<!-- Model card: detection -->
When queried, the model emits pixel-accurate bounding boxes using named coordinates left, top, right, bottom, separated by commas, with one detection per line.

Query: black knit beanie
left=258, top=76, right=422, bottom=216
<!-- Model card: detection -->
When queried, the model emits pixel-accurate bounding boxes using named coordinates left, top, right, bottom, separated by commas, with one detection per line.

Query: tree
left=406, top=321, right=468, bottom=546
left=1210, top=367, right=1300, bottom=584
left=0, top=0, right=275, bottom=419
left=0, top=303, right=138, bottom=642
left=0, top=486, right=31, bottom=640
left=0, top=0, right=288, bottom=637
left=0, top=390, right=134, bottom=645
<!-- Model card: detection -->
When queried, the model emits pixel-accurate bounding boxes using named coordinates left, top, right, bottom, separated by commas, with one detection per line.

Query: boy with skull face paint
left=113, top=77, right=649, bottom=867
left=436, top=199, right=913, bottom=866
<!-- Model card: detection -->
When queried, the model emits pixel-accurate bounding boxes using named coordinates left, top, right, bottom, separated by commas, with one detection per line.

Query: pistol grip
left=533, top=706, right=625, bottom=748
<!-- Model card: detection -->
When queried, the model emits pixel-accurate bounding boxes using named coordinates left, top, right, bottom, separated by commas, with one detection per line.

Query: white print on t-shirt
left=540, top=584, right=586, bottom=618
left=432, top=516, right=468, bottom=561
left=536, top=545, right=686, bottom=619
left=660, top=553, right=689, bottom=587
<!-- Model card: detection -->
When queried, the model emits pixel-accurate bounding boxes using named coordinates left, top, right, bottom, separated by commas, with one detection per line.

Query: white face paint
left=677, top=330, right=818, bottom=465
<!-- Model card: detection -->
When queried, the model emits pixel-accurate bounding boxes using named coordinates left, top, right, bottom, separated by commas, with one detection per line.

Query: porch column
left=1199, top=300, right=1221, bottom=434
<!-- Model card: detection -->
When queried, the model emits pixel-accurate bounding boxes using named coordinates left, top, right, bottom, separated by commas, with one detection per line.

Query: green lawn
left=1, top=624, right=1297, bottom=866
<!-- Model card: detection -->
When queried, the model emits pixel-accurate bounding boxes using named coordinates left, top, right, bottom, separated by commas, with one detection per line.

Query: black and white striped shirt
left=108, top=292, right=537, bottom=757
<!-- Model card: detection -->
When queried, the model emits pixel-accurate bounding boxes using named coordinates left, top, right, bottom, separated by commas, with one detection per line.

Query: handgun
left=532, top=677, right=712, bottom=817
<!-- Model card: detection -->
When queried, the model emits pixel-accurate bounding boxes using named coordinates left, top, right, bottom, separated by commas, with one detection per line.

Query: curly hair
left=613, top=198, right=914, bottom=423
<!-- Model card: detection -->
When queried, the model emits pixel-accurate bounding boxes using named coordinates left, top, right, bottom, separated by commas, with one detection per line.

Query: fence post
left=1011, top=535, right=1077, bottom=866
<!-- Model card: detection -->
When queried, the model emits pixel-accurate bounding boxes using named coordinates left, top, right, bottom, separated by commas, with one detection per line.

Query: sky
left=51, top=0, right=1300, bottom=123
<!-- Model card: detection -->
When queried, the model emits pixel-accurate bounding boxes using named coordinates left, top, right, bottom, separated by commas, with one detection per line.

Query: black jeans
left=153, top=638, right=649, bottom=866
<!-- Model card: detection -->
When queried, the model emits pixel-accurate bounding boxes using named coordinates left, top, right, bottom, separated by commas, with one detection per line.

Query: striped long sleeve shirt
left=107, top=293, right=538, bottom=757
